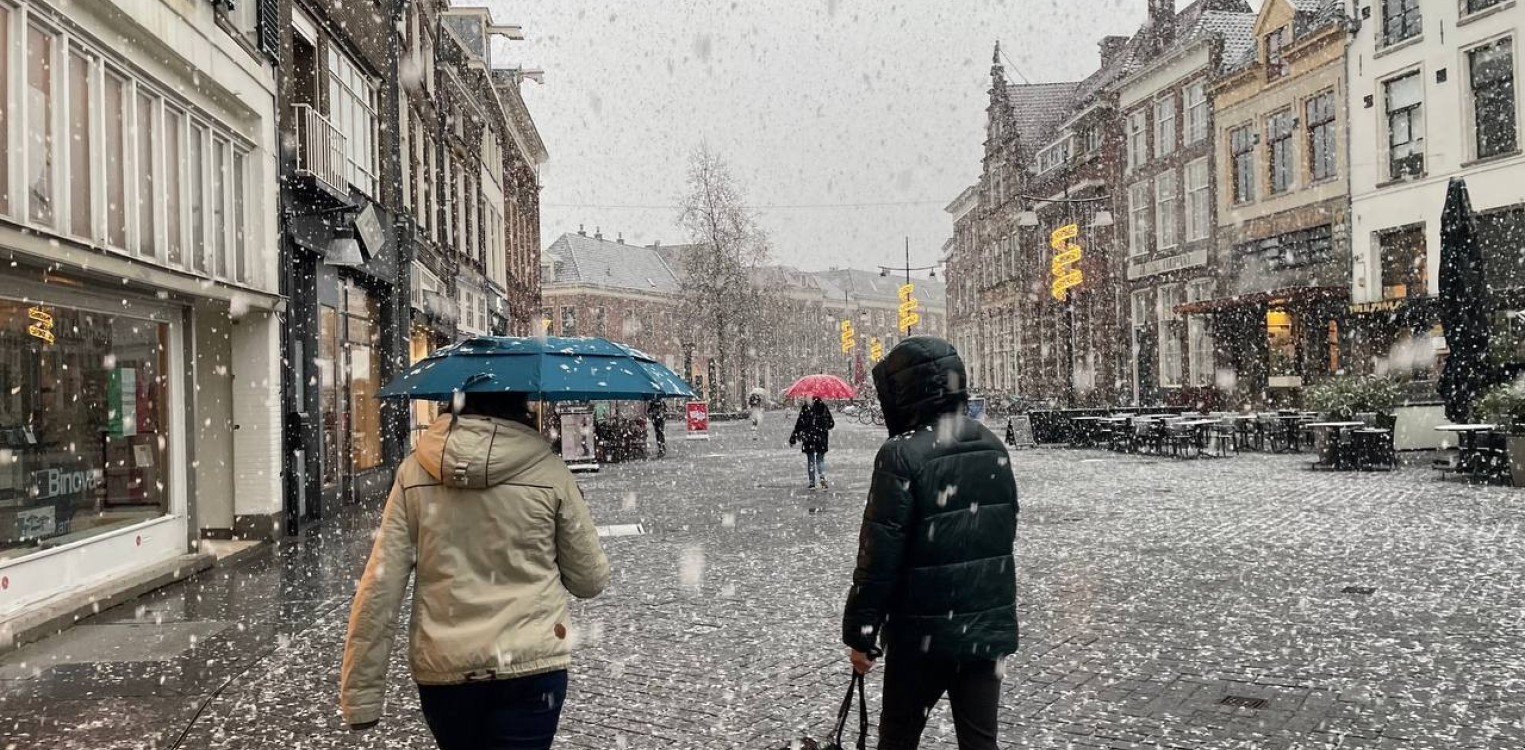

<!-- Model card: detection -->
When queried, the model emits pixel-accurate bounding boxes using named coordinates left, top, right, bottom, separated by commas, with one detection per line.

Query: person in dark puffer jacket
left=842, top=336, right=1018, bottom=750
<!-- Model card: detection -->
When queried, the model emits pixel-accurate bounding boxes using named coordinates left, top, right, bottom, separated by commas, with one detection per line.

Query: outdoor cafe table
left=1272, top=413, right=1318, bottom=453
left=1435, top=424, right=1497, bottom=475
left=1305, top=421, right=1367, bottom=470
left=1068, top=416, right=1104, bottom=447
left=1173, top=418, right=1223, bottom=456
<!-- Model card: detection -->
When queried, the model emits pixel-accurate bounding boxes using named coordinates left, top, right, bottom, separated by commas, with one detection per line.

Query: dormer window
left=1265, top=27, right=1289, bottom=81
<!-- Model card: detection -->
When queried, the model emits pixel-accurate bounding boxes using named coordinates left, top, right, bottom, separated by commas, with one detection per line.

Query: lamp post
left=1014, top=190, right=1113, bottom=408
left=877, top=237, right=944, bottom=336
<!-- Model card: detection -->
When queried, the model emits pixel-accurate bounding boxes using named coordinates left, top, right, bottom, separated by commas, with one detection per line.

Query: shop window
left=1187, top=279, right=1214, bottom=386
left=1327, top=320, right=1341, bottom=374
left=0, top=300, right=170, bottom=560
left=1385, top=73, right=1425, bottom=180
left=348, top=289, right=381, bottom=474
left=1379, top=224, right=1427, bottom=299
left=1469, top=38, right=1517, bottom=160
left=1266, top=309, right=1298, bottom=377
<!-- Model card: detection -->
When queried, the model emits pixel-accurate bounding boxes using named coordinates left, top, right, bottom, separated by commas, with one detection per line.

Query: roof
left=1190, top=10, right=1258, bottom=73
left=544, top=233, right=682, bottom=294
left=1005, top=82, right=1081, bottom=145
left=814, top=268, right=947, bottom=307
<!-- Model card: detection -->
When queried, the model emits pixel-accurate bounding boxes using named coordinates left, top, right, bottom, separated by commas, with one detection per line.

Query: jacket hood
left=871, top=336, right=968, bottom=435
left=415, top=414, right=549, bottom=489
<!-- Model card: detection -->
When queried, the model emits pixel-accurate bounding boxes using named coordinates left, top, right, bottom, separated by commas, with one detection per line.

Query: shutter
left=257, top=0, right=280, bottom=62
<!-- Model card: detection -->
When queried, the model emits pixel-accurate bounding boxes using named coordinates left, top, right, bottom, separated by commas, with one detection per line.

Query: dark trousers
left=417, top=670, right=568, bottom=750
left=878, top=653, right=1001, bottom=750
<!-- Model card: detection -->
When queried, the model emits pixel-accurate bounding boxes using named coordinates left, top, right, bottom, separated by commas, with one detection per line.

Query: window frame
left=1229, top=123, right=1256, bottom=204
left=1184, top=158, right=1211, bottom=242
left=1384, top=72, right=1425, bottom=181
left=1306, top=90, right=1338, bottom=182
left=1154, top=169, right=1179, bottom=251
left=1128, top=180, right=1153, bottom=257
left=1184, top=82, right=1209, bottom=145
left=1381, top=0, right=1423, bottom=48
left=1127, top=110, right=1149, bottom=171
left=1468, top=36, right=1518, bottom=160
left=1154, top=94, right=1176, bottom=158
left=1267, top=108, right=1295, bottom=195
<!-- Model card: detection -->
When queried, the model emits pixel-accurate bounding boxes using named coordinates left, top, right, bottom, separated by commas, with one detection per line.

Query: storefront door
left=318, top=279, right=383, bottom=508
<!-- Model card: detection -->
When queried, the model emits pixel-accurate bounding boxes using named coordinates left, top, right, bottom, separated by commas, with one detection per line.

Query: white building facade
left=1347, top=0, right=1525, bottom=375
left=0, top=0, right=281, bottom=631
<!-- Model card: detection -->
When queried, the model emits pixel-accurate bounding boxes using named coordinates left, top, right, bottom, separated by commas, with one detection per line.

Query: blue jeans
left=418, top=670, right=568, bottom=750
left=806, top=452, right=827, bottom=486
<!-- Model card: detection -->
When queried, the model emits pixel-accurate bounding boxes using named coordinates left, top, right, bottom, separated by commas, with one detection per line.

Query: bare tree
left=677, top=146, right=773, bottom=409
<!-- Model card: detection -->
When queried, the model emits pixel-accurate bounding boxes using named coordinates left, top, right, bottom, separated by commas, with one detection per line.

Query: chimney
left=617, top=232, right=624, bottom=244
left=577, top=224, right=586, bottom=236
left=1098, top=36, right=1129, bottom=68
left=1148, top=0, right=1176, bottom=50
left=594, top=226, right=603, bottom=240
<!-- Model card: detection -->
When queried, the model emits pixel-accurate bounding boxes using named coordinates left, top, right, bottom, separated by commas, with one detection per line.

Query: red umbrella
left=782, top=374, right=856, bottom=400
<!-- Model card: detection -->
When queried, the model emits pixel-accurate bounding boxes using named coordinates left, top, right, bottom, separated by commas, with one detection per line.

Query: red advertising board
left=685, top=401, right=710, bottom=439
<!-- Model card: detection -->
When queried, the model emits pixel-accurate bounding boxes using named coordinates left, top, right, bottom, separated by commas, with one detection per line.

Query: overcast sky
left=487, top=0, right=1257, bottom=272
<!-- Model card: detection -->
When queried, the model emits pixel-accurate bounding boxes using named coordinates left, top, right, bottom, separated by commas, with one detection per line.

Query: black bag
left=794, top=671, right=868, bottom=750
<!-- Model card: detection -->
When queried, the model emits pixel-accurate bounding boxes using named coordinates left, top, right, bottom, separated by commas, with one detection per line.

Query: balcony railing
left=293, top=104, right=347, bottom=194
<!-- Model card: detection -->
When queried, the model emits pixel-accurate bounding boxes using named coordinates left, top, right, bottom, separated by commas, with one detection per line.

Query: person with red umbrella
left=789, top=396, right=836, bottom=490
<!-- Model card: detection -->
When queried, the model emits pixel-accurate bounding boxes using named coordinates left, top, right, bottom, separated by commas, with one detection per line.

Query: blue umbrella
left=377, top=335, right=696, bottom=401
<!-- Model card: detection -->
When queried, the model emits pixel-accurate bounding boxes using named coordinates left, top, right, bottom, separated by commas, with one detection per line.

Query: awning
left=1174, top=286, right=1348, bottom=316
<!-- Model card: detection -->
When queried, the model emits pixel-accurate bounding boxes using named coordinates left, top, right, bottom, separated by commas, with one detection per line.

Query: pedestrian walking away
left=748, top=391, right=765, bottom=441
left=648, top=396, right=667, bottom=457
left=789, top=396, right=835, bottom=489
left=842, top=336, right=1019, bottom=750
left=339, top=391, right=611, bottom=750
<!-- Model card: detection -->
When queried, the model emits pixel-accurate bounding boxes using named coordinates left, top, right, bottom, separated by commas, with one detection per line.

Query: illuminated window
left=1378, top=224, right=1426, bottom=299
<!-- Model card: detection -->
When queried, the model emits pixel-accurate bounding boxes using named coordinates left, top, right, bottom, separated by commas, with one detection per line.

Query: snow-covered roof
left=544, top=233, right=683, bottom=294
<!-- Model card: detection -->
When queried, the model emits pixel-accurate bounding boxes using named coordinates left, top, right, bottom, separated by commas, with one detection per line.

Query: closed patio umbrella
left=1438, top=177, right=1494, bottom=423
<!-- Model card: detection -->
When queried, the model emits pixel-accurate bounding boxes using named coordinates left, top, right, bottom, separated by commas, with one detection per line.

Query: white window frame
left=1185, top=278, right=1215, bottom=387
left=1127, top=110, right=1148, bottom=171
left=1155, top=169, right=1179, bottom=251
left=1154, top=94, right=1176, bottom=158
left=327, top=47, right=378, bottom=196
left=1156, top=282, right=1185, bottom=388
left=1129, top=181, right=1152, bottom=257
left=1184, top=158, right=1211, bottom=242
left=1185, top=82, right=1208, bottom=145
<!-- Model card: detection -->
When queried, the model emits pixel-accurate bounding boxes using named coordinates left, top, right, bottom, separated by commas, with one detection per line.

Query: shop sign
left=1348, top=299, right=1404, bottom=315
left=27, top=307, right=54, bottom=344
left=898, top=284, right=920, bottom=332
left=1050, top=223, right=1083, bottom=300
left=1127, top=249, right=1209, bottom=280
left=685, top=401, right=710, bottom=439
left=29, top=468, right=103, bottom=501
left=14, top=505, right=56, bottom=540
left=353, top=202, right=385, bottom=261
left=558, top=407, right=595, bottom=464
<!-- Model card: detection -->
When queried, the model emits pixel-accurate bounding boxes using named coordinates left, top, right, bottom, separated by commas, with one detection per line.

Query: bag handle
left=830, top=671, right=869, bottom=750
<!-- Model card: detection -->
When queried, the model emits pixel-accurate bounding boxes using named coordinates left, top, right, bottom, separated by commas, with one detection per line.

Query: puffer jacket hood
left=871, top=336, right=969, bottom=435
left=415, top=414, right=544, bottom=489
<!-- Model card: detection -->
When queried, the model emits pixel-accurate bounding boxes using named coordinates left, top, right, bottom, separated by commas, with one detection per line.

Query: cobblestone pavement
left=4, top=414, right=1525, bottom=749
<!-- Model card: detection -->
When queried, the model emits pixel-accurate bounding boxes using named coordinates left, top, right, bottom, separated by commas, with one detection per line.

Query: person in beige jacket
left=339, top=391, right=610, bottom=750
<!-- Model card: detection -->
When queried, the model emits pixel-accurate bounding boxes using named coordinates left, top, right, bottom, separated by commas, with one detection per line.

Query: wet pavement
left=3, top=414, right=1525, bottom=749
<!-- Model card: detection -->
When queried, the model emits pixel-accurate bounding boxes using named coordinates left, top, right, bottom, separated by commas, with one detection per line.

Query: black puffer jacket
left=842, top=337, right=1019, bottom=661
left=790, top=402, right=834, bottom=453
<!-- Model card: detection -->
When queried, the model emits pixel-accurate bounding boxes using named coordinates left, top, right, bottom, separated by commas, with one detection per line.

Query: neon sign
left=27, top=307, right=55, bottom=344
left=1050, top=224, right=1083, bottom=300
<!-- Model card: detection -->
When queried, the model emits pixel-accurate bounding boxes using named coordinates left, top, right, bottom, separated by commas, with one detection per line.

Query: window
left=1083, top=127, right=1102, bottom=154
left=1266, top=308, right=1297, bottom=377
left=1385, top=73, right=1425, bottom=180
left=594, top=306, right=607, bottom=337
left=27, top=24, right=56, bottom=226
left=164, top=108, right=183, bottom=266
left=1185, top=158, right=1210, bottom=242
left=1379, top=224, right=1427, bottom=299
left=1036, top=138, right=1071, bottom=174
left=1268, top=109, right=1294, bottom=194
left=136, top=91, right=157, bottom=257
left=1467, top=0, right=1507, bottom=13
left=1306, top=91, right=1338, bottom=181
left=104, top=71, right=127, bottom=248
left=189, top=123, right=207, bottom=272
left=1265, top=27, right=1290, bottom=80
left=1155, top=170, right=1179, bottom=250
left=1470, top=38, right=1517, bottom=159
left=0, top=5, right=10, bottom=214
left=560, top=306, right=578, bottom=337
left=233, top=150, right=248, bottom=283
left=1127, top=110, right=1148, bottom=170
left=67, top=51, right=91, bottom=238
left=1230, top=124, right=1255, bottom=203
left=1156, top=283, right=1185, bottom=388
left=1131, top=290, right=1152, bottom=329
left=1128, top=181, right=1152, bottom=256
left=328, top=49, right=378, bottom=195
left=212, top=138, right=228, bottom=279
left=1154, top=95, right=1176, bottom=157
left=1381, top=0, right=1421, bottom=47
left=1186, top=279, right=1215, bottom=386
left=1184, top=82, right=1208, bottom=144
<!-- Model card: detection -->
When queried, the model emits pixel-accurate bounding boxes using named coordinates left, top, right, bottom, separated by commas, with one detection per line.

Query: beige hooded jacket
left=339, top=414, right=610, bottom=726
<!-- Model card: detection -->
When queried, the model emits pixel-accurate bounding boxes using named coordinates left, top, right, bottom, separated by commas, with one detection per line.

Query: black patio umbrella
left=1437, top=177, right=1494, bottom=423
